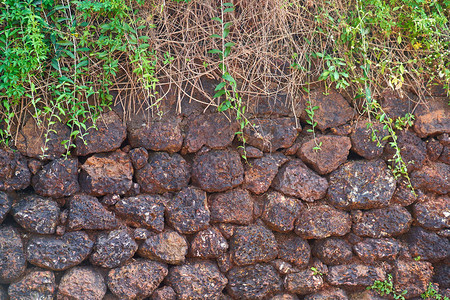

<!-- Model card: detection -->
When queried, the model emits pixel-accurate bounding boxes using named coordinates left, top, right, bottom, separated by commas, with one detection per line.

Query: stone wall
left=0, top=87, right=449, bottom=299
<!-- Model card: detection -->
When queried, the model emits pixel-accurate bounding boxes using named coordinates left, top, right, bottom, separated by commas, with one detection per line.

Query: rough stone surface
left=262, top=191, right=303, bottom=232
left=115, top=194, right=166, bottom=232
left=32, top=158, right=79, bottom=198
left=295, top=205, right=351, bottom=239
left=0, top=285, right=7, bottom=300
left=0, top=226, right=26, bottom=283
left=183, top=113, right=237, bottom=153
left=284, top=269, right=324, bottom=295
left=190, top=227, right=228, bottom=259
left=0, top=149, right=31, bottom=191
left=427, top=138, right=444, bottom=161
left=57, top=267, right=106, bottom=300
left=128, top=116, right=183, bottom=153
left=348, top=290, right=385, bottom=300
left=128, top=147, right=148, bottom=170
left=304, top=288, right=348, bottom=300
left=272, top=159, right=328, bottom=202
left=298, top=135, right=351, bottom=174
left=226, top=264, right=282, bottom=300
left=353, top=238, right=400, bottom=263
left=312, top=237, right=353, bottom=265
left=166, top=187, right=210, bottom=234
left=379, top=90, right=415, bottom=119
left=230, top=224, right=278, bottom=266
left=239, top=146, right=263, bottom=158
left=11, top=195, right=59, bottom=234
left=192, top=149, right=244, bottom=192
left=7, top=270, right=55, bottom=300
left=434, top=264, right=450, bottom=289
left=151, top=286, right=176, bottom=300
left=353, top=206, right=412, bottom=238
left=90, top=229, right=138, bottom=268
left=209, top=188, right=254, bottom=225
left=391, top=178, right=419, bottom=207
left=271, top=294, right=299, bottom=300
left=407, top=227, right=450, bottom=262
left=393, top=260, right=433, bottom=298
left=414, top=97, right=450, bottom=138
left=26, top=231, right=93, bottom=271
left=244, top=118, right=299, bottom=152
left=136, top=152, right=190, bottom=194
left=0, top=192, right=11, bottom=223
left=350, top=120, right=388, bottom=159
left=327, top=160, right=396, bottom=210
left=275, top=233, right=310, bottom=268
left=244, top=154, right=286, bottom=194
left=411, top=161, right=450, bottom=194
left=68, top=194, right=119, bottom=231
left=413, top=194, right=449, bottom=230
left=138, top=229, right=188, bottom=265
left=440, top=145, right=450, bottom=164
left=107, top=259, right=168, bottom=299
left=327, top=264, right=386, bottom=287
left=166, top=260, right=227, bottom=300
left=79, top=150, right=133, bottom=196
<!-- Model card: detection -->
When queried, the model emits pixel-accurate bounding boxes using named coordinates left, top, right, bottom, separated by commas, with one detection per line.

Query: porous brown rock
left=312, top=237, right=353, bottom=265
left=304, top=288, right=349, bottom=300
left=350, top=120, right=388, bottom=159
left=32, top=158, right=79, bottom=198
left=407, top=227, right=450, bottom=262
left=284, top=269, right=324, bottom=295
left=295, top=205, right=351, bottom=239
left=189, top=227, right=228, bottom=259
left=0, top=149, right=31, bottom=191
left=26, top=231, right=93, bottom=271
left=434, top=265, right=450, bottom=289
left=151, top=286, right=176, bottom=300
left=0, top=192, right=11, bottom=223
left=226, top=264, right=282, bottom=299
left=128, top=147, right=148, bottom=170
left=393, top=260, right=434, bottom=298
left=439, top=145, right=450, bottom=164
left=68, top=194, right=119, bottom=231
left=11, top=195, right=59, bottom=234
left=166, top=186, right=210, bottom=234
left=261, top=191, right=303, bottom=232
left=272, top=159, right=328, bottom=202
left=244, top=154, right=287, bottom=194
left=327, top=160, right=396, bottom=210
left=327, top=264, right=386, bottom=287
left=137, top=229, right=188, bottom=265
left=79, top=150, right=133, bottom=196
left=90, top=229, right=138, bottom=268
left=166, top=260, right=227, bottom=300
left=57, top=267, right=106, bottom=300
left=275, top=233, right=310, bottom=268
left=7, top=270, right=56, bottom=300
left=391, top=178, right=419, bottom=207
left=244, top=117, right=299, bottom=152
left=411, top=161, right=450, bottom=194
left=209, top=188, right=254, bottom=225
left=413, top=97, right=450, bottom=138
left=353, top=238, right=400, bottom=263
left=298, top=135, right=351, bottom=174
left=271, top=294, right=299, bottom=300
left=413, top=194, right=449, bottom=230
left=0, top=226, right=26, bottom=283
left=427, top=138, right=444, bottom=161
left=107, top=259, right=168, bottom=299
left=239, top=146, right=263, bottom=158
left=192, top=149, right=244, bottom=192
left=136, top=152, right=190, bottom=194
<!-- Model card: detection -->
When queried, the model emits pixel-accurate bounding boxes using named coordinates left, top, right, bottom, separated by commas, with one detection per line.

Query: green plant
left=304, top=93, right=322, bottom=151
left=368, top=274, right=408, bottom=300
left=414, top=255, right=421, bottom=261
left=421, top=283, right=449, bottom=300
left=310, top=267, right=323, bottom=276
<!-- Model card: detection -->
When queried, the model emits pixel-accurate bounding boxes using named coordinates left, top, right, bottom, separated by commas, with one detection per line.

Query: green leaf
left=223, top=2, right=234, bottom=6
left=224, top=7, right=234, bottom=13
left=76, top=60, right=89, bottom=69
left=211, top=17, right=222, bottom=23
left=208, top=49, right=222, bottom=54
left=210, top=34, right=222, bottom=39
left=222, top=74, right=235, bottom=83
left=56, top=40, right=73, bottom=46
left=223, top=29, right=230, bottom=38
left=215, top=82, right=226, bottom=91
left=224, top=42, right=235, bottom=48
left=214, top=89, right=226, bottom=98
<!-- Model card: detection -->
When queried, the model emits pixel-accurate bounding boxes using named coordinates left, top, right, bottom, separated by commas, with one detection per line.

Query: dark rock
left=11, top=195, right=59, bottom=234
left=79, top=150, right=133, bottom=196
left=107, top=259, right=168, bottom=299
left=16, top=118, right=70, bottom=159
left=312, top=237, right=353, bottom=265
left=433, top=264, right=450, bottom=289
left=57, top=267, right=106, bottom=300
left=298, top=135, right=351, bottom=174
left=68, top=194, right=119, bottom=231
left=226, top=264, right=282, bottom=299
left=192, top=149, right=244, bottom=192
left=190, top=227, right=228, bottom=259
left=128, top=147, right=148, bottom=170
left=284, top=269, right=323, bottom=295
left=414, top=97, right=450, bottom=138
left=353, top=238, right=400, bottom=263
left=28, top=159, right=43, bottom=175
left=328, top=160, right=396, bottom=210
left=0, top=192, right=11, bottom=223
left=407, top=227, right=450, bottom=262
left=295, top=205, right=351, bottom=239
left=0, top=226, right=26, bottom=283
left=271, top=294, right=299, bottom=300
left=244, top=118, right=299, bottom=152
left=379, top=89, right=415, bottom=119
left=438, top=133, right=450, bottom=146
left=151, top=286, right=176, bottom=300
left=247, top=93, right=293, bottom=117
left=350, top=120, right=388, bottom=159
left=217, top=252, right=232, bottom=273
left=304, top=288, right=348, bottom=300
left=8, top=270, right=55, bottom=300
left=218, top=223, right=235, bottom=239
left=262, top=191, right=302, bottom=232
left=138, top=229, right=188, bottom=265
left=272, top=159, right=328, bottom=202
left=275, top=233, right=310, bottom=268
left=166, top=260, right=227, bottom=300
left=230, top=224, right=278, bottom=266
left=0, top=149, right=31, bottom=191
left=244, top=154, right=285, bottom=194
left=101, top=194, right=121, bottom=206
left=128, top=115, right=183, bottom=153
left=327, top=264, right=386, bottom=287
left=353, top=206, right=412, bottom=238
left=166, top=187, right=210, bottom=234
left=209, top=189, right=254, bottom=225
left=90, top=229, right=138, bottom=268
left=183, top=113, right=238, bottom=153
left=391, top=178, right=419, bottom=207
left=0, top=287, right=6, bottom=300
left=270, top=259, right=300, bottom=275
left=26, top=231, right=93, bottom=271
left=239, top=146, right=263, bottom=158
left=136, top=152, right=190, bottom=194
left=426, top=138, right=444, bottom=161
left=413, top=194, right=449, bottom=230
left=411, top=161, right=450, bottom=194
left=348, top=290, right=385, bottom=300
left=393, top=260, right=433, bottom=298
left=133, top=228, right=152, bottom=240
left=439, top=145, right=450, bottom=164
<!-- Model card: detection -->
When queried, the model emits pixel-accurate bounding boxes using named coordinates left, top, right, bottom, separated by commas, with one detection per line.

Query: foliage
left=367, top=274, right=408, bottom=300
left=421, top=283, right=450, bottom=300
